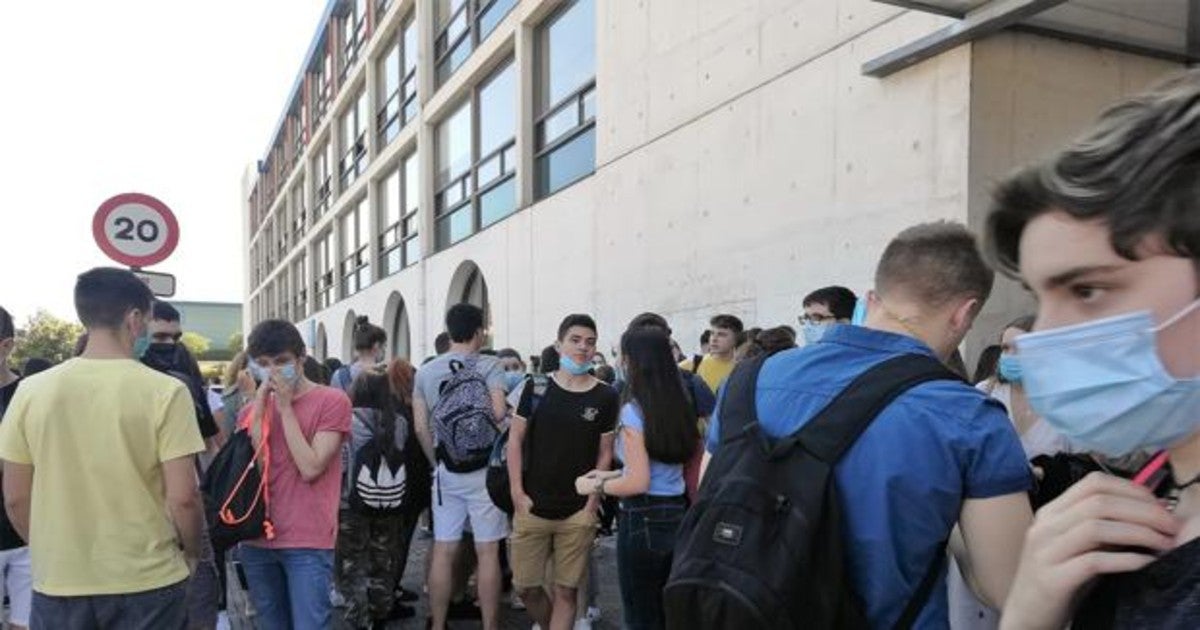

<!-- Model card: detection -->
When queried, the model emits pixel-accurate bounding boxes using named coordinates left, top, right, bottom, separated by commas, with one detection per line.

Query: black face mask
left=143, top=343, right=181, bottom=371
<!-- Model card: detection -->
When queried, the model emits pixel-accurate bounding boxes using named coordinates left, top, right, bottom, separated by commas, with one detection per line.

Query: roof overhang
left=865, top=0, right=1200, bottom=77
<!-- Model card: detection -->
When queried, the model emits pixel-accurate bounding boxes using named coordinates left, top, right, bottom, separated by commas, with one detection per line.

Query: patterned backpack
left=431, top=356, right=499, bottom=473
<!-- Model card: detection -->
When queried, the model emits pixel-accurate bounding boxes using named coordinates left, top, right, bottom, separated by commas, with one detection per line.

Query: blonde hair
left=223, top=351, right=248, bottom=388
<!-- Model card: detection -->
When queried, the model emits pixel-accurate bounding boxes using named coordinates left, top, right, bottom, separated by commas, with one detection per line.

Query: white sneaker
left=531, top=624, right=542, bottom=630
left=573, top=619, right=593, bottom=630
left=586, top=606, right=602, bottom=622
left=216, top=611, right=231, bottom=630
left=511, top=591, right=527, bottom=610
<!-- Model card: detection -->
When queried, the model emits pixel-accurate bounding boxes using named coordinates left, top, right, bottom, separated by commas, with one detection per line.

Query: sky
left=0, top=0, right=328, bottom=325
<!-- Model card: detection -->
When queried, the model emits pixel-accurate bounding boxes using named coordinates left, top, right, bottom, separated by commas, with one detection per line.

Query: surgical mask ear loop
left=1153, top=298, right=1200, bottom=333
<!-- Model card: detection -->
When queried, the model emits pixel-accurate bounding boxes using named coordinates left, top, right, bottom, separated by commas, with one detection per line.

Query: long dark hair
left=350, top=371, right=397, bottom=443
left=620, top=327, right=699, bottom=465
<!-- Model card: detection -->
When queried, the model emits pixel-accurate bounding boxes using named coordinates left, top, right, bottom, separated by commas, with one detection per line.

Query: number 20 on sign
left=92, top=193, right=180, bottom=269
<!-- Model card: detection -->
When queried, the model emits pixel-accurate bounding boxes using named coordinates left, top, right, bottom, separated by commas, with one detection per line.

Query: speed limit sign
left=92, top=193, right=180, bottom=268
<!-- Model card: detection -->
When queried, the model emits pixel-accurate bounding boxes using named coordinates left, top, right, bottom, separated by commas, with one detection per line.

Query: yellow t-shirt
left=0, top=358, right=204, bottom=596
left=680, top=354, right=735, bottom=394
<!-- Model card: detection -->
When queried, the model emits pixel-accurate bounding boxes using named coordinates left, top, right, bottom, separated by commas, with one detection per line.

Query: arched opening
left=315, top=323, right=328, bottom=361
left=446, top=261, right=491, bottom=345
left=382, top=291, right=412, bottom=361
left=342, top=309, right=359, bottom=362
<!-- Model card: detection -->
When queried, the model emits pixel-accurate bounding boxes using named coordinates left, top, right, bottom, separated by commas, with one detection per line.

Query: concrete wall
left=966, top=32, right=1183, bottom=362
left=297, top=0, right=974, bottom=362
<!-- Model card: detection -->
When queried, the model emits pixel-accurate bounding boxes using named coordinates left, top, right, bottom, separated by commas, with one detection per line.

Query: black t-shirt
left=517, top=376, right=618, bottom=520
left=1073, top=536, right=1200, bottom=629
left=0, top=377, right=25, bottom=550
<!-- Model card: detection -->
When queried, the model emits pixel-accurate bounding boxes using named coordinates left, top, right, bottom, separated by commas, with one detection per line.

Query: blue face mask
left=504, top=371, right=525, bottom=393
left=248, top=362, right=271, bottom=383
left=997, top=354, right=1022, bottom=384
left=850, top=298, right=868, bottom=326
left=802, top=322, right=831, bottom=346
left=249, top=361, right=301, bottom=386
left=132, top=325, right=151, bottom=359
left=279, top=363, right=300, bottom=385
left=1016, top=300, right=1200, bottom=457
left=558, top=353, right=593, bottom=376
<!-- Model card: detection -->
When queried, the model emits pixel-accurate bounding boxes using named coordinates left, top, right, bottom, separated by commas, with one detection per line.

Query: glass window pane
left=404, top=237, right=420, bottom=267
left=342, top=212, right=355, bottom=252
left=537, top=126, right=595, bottom=198
left=582, top=86, right=596, bottom=122
left=480, top=177, right=516, bottom=227
left=542, top=105, right=577, bottom=147
left=478, top=0, right=516, bottom=40
left=437, top=101, right=472, bottom=187
left=404, top=22, right=418, bottom=74
left=436, top=0, right=467, bottom=29
left=541, top=0, right=595, bottom=111
left=404, top=153, right=420, bottom=214
left=450, top=207, right=472, bottom=243
left=381, top=169, right=401, bottom=227
left=381, top=42, right=400, bottom=103
left=476, top=152, right=501, bottom=187
left=356, top=91, right=369, bottom=138
left=358, top=199, right=370, bottom=246
left=479, top=62, right=516, bottom=157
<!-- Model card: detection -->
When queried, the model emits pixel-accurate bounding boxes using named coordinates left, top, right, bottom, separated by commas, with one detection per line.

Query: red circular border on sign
left=92, top=193, right=180, bottom=268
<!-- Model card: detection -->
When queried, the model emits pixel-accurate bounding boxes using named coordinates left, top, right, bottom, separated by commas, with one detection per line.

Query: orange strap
left=219, top=399, right=276, bottom=540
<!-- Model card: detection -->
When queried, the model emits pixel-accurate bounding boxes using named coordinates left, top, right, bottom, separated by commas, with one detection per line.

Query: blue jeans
left=617, top=495, right=686, bottom=630
left=30, top=579, right=186, bottom=630
left=239, top=546, right=334, bottom=630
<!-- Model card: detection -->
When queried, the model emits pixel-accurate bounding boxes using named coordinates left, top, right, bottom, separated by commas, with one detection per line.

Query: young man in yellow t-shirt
left=0, top=268, right=205, bottom=628
left=680, top=314, right=744, bottom=394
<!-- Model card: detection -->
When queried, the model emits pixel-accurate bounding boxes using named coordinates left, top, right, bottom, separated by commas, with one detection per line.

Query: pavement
left=227, top=529, right=624, bottom=630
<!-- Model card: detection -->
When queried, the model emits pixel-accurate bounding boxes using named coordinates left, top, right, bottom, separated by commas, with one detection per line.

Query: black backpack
left=486, top=374, right=549, bottom=514
left=664, top=353, right=960, bottom=630
left=202, top=412, right=274, bottom=553
left=347, top=409, right=408, bottom=515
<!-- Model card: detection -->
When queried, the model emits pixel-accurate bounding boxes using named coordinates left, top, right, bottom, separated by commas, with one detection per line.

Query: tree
left=11, top=311, right=84, bottom=367
left=180, top=332, right=211, bottom=358
left=227, top=333, right=244, bottom=355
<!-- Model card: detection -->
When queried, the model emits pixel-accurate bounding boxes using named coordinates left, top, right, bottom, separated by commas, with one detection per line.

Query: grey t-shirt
left=414, top=352, right=506, bottom=413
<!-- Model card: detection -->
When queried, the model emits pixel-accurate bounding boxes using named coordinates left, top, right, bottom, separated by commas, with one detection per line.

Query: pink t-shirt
left=243, top=385, right=351, bottom=550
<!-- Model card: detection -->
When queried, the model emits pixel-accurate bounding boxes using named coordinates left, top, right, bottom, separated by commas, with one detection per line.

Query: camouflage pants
left=335, top=510, right=405, bottom=627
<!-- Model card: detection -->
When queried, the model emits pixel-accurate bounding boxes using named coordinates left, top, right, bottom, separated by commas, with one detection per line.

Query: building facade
left=243, top=0, right=1194, bottom=364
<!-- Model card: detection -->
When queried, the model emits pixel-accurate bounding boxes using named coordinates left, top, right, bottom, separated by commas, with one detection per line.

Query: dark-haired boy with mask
left=987, top=70, right=1200, bottom=630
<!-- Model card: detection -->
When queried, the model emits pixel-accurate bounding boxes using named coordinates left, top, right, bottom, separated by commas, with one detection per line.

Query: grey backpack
left=431, top=356, right=499, bottom=473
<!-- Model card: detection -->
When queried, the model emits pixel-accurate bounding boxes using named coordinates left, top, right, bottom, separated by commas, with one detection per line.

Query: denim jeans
left=30, top=579, right=187, bottom=630
left=239, top=546, right=334, bottom=630
left=617, top=495, right=687, bottom=630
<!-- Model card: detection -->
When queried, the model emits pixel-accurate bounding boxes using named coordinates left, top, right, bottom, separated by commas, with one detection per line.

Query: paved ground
left=227, top=530, right=623, bottom=630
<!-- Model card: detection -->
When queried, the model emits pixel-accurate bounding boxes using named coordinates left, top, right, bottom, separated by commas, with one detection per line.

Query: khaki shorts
left=510, top=508, right=598, bottom=590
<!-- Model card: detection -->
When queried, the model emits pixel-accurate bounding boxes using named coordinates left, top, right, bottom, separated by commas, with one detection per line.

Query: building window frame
left=316, top=231, right=336, bottom=311
left=434, top=0, right=517, bottom=87
left=379, top=152, right=421, bottom=277
left=377, top=18, right=419, bottom=147
left=340, top=90, right=370, bottom=190
left=340, top=197, right=372, bottom=298
left=534, top=0, right=596, bottom=199
left=434, top=61, right=516, bottom=250
left=314, top=141, right=334, bottom=220
left=341, top=0, right=370, bottom=83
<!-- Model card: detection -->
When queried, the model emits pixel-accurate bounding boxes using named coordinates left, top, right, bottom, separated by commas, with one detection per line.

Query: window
left=342, top=0, right=369, bottom=81
left=434, top=0, right=518, bottom=87
left=535, top=0, right=596, bottom=199
left=340, top=89, right=370, bottom=189
left=435, top=61, right=516, bottom=249
left=314, top=141, right=333, bottom=219
left=292, top=254, right=308, bottom=319
left=313, top=48, right=334, bottom=128
left=379, top=152, right=421, bottom=276
left=316, top=231, right=335, bottom=310
left=340, top=197, right=372, bottom=297
left=291, top=180, right=307, bottom=242
left=378, top=19, right=419, bottom=146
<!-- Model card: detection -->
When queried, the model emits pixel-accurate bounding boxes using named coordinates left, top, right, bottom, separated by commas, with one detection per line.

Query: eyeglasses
left=798, top=314, right=836, bottom=325
left=152, top=332, right=183, bottom=342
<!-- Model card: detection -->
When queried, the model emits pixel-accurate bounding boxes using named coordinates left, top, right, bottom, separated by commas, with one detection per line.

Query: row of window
left=251, top=0, right=596, bottom=316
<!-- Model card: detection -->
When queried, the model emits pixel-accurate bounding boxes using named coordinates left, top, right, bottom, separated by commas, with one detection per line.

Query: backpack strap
left=691, top=354, right=703, bottom=374
left=782, top=353, right=961, bottom=463
left=336, top=366, right=353, bottom=392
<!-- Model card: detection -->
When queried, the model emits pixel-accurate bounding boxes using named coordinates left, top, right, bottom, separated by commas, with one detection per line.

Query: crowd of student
left=0, top=70, right=1196, bottom=630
